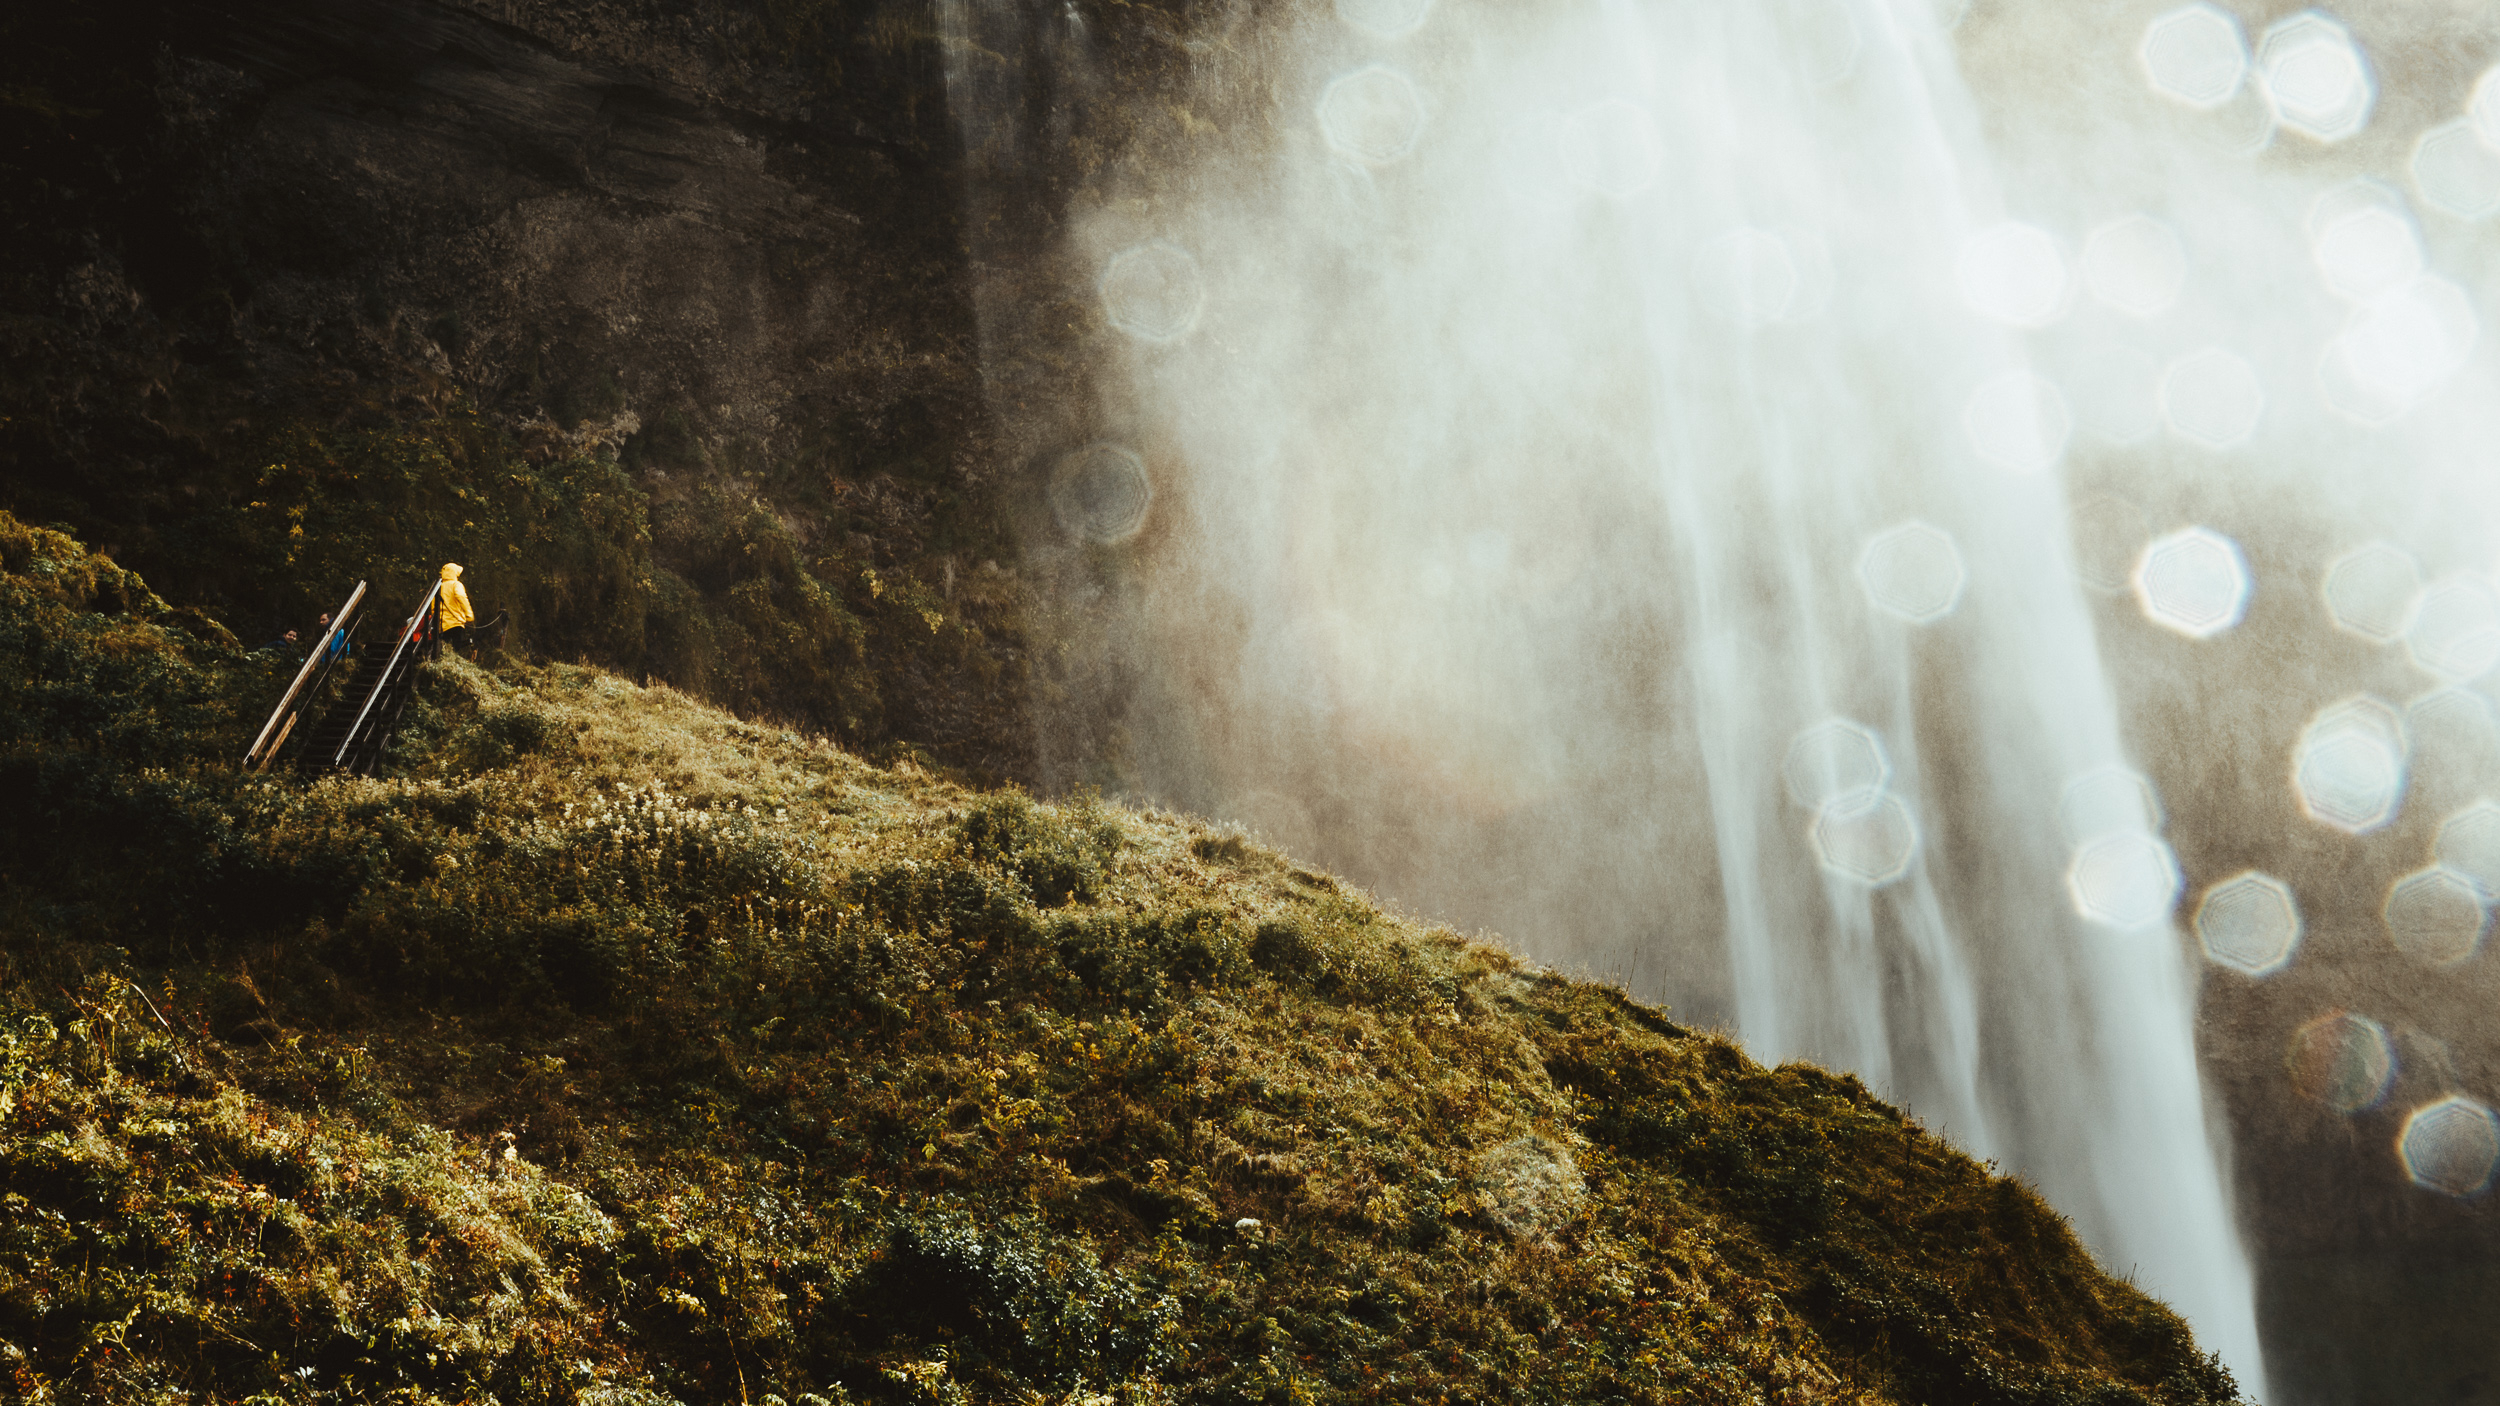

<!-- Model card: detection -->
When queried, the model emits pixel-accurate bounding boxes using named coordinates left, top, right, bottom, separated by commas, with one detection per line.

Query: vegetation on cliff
left=0, top=0, right=1027, bottom=775
left=0, top=515, right=2245, bottom=1404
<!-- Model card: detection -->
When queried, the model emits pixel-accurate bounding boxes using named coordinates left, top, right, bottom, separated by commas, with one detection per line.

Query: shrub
left=951, top=792, right=1121, bottom=909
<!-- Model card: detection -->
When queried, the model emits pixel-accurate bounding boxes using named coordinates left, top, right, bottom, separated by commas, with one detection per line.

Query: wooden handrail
left=243, top=581, right=367, bottom=770
left=331, top=580, right=443, bottom=771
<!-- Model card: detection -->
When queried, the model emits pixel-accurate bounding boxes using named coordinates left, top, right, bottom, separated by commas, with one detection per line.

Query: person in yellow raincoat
left=437, top=562, right=475, bottom=637
left=435, top=563, right=508, bottom=659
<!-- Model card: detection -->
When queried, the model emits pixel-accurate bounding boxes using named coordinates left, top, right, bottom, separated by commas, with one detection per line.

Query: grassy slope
left=0, top=513, right=2241, bottom=1405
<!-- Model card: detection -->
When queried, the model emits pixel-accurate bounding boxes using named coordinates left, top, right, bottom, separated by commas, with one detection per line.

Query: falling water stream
left=940, top=0, right=2500, bottom=1399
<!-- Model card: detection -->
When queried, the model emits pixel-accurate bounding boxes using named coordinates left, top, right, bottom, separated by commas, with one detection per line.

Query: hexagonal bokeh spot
left=1925, top=0, right=1972, bottom=30
left=2321, top=541, right=2420, bottom=643
left=2068, top=832, right=2183, bottom=929
left=2195, top=871, right=2303, bottom=975
left=2476, top=64, right=2500, bottom=148
left=2409, top=688, right=2499, bottom=761
left=2294, top=696, right=2407, bottom=833
left=1558, top=100, right=1662, bottom=201
left=2141, top=3, right=2248, bottom=109
left=2159, top=347, right=2265, bottom=448
left=1857, top=522, right=1966, bottom=625
left=1050, top=444, right=1154, bottom=546
left=1957, top=223, right=2068, bottom=328
left=2382, top=865, right=2489, bottom=965
left=2311, top=206, right=2421, bottom=303
left=2069, top=346, right=2162, bottom=445
left=2407, top=575, right=2500, bottom=683
left=1775, top=0, right=1863, bottom=87
left=2430, top=803, right=2500, bottom=899
left=2198, top=83, right=2278, bottom=158
left=2081, top=215, right=2187, bottom=318
left=2133, top=527, right=2250, bottom=639
left=1810, top=791, right=1919, bottom=887
left=1784, top=719, right=1890, bottom=809
left=2326, top=277, right=2479, bottom=417
left=1963, top=371, right=2072, bottom=473
left=2353, top=279, right=2480, bottom=404
left=2069, top=494, right=2151, bottom=594
left=2257, top=11, right=2374, bottom=143
left=1335, top=0, right=1431, bottom=40
left=1099, top=242, right=1206, bottom=343
left=1693, top=228, right=1801, bottom=326
left=2413, top=120, right=2500, bottom=222
left=2398, top=1096, right=2500, bottom=1198
left=1318, top=66, right=1425, bottom=165
left=2057, top=765, right=2163, bottom=845
left=2286, top=1010, right=2396, bottom=1113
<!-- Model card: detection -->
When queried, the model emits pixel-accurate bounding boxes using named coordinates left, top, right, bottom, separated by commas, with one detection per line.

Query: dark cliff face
left=0, top=0, right=1029, bottom=775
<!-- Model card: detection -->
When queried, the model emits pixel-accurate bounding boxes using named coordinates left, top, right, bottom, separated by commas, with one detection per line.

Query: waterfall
left=938, top=0, right=2500, bottom=1398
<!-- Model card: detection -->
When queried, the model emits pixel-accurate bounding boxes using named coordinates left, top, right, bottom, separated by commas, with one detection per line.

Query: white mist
left=941, top=1, right=2500, bottom=1399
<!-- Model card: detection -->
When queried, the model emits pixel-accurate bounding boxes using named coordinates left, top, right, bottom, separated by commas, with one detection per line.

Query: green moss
left=0, top=526, right=2244, bottom=1405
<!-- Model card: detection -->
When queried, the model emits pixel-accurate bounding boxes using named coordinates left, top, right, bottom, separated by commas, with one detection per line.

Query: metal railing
left=243, top=581, right=367, bottom=771
left=331, top=580, right=443, bottom=772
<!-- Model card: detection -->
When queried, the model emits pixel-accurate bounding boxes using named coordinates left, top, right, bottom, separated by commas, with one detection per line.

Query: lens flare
left=1964, top=371, right=2072, bottom=473
left=2057, top=765, right=2163, bottom=846
left=2159, top=348, right=2264, bottom=448
left=1858, top=521, right=1968, bottom=624
left=2293, top=696, right=2408, bottom=834
left=1925, top=0, right=1971, bottom=30
left=2286, top=1011, right=2396, bottom=1112
left=1099, top=242, right=1206, bottom=343
left=2411, top=121, right=2500, bottom=222
left=1693, top=228, right=1801, bottom=326
left=2323, top=278, right=2479, bottom=422
left=2068, top=831, right=2184, bottom=929
left=2409, top=689, right=2500, bottom=767
left=1049, top=444, right=1154, bottom=545
left=1558, top=100, right=1662, bottom=200
left=2406, top=576, right=2500, bottom=683
left=2475, top=65, right=2500, bottom=148
left=2070, top=347, right=2163, bottom=445
left=1775, top=0, right=1862, bottom=88
left=2201, top=85, right=2279, bottom=157
left=2133, top=527, right=2250, bottom=639
left=2382, top=866, right=2489, bottom=965
left=2195, top=872, right=2302, bottom=976
left=1336, top=0, right=1431, bottom=40
left=1810, top=790, right=1920, bottom=886
left=2434, top=801, right=2500, bottom=895
left=2398, top=1096, right=2500, bottom=1198
left=1319, top=66, right=1425, bottom=165
left=1958, top=222, right=2070, bottom=328
left=2256, top=11, right=2374, bottom=144
left=2141, top=4, right=2249, bottom=110
left=2310, top=205, right=2421, bottom=303
left=2321, top=542, right=2420, bottom=644
left=2082, top=215, right=2188, bottom=318
left=2069, top=495, right=2151, bottom=594
left=1783, top=719, right=1889, bottom=809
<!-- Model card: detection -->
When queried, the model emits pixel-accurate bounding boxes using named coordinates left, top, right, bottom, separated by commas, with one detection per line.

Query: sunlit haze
left=941, top=0, right=2500, bottom=1399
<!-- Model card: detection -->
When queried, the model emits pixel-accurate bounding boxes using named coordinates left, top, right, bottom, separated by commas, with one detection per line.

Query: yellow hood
left=437, top=564, right=474, bottom=630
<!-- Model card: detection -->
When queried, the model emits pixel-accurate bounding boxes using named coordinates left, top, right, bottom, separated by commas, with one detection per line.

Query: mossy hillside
left=0, top=528, right=2242, bottom=1404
